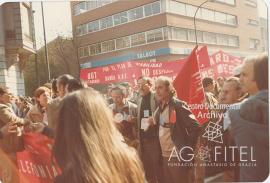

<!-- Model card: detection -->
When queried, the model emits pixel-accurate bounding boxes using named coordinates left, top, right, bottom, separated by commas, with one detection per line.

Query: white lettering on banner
left=223, top=54, right=229, bottom=63
left=19, top=160, right=59, bottom=179
left=152, top=69, right=173, bottom=76
left=87, top=72, right=97, bottom=80
left=137, top=51, right=156, bottom=59
left=210, top=57, right=215, bottom=66
left=102, top=67, right=110, bottom=72
left=87, top=79, right=100, bottom=84
left=201, top=69, right=214, bottom=78
left=141, top=69, right=150, bottom=76
left=117, top=73, right=127, bottom=80
left=116, top=64, right=126, bottom=70
left=136, top=62, right=162, bottom=68
left=105, top=75, right=116, bottom=81
left=215, top=53, right=222, bottom=64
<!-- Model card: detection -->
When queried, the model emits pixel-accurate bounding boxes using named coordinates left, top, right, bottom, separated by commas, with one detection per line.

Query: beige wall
left=71, top=0, right=266, bottom=66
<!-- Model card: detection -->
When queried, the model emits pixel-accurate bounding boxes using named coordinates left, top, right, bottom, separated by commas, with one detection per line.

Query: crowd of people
left=0, top=52, right=268, bottom=183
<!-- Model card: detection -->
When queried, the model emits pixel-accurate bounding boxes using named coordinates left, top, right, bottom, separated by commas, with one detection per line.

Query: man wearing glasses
left=0, top=87, right=31, bottom=183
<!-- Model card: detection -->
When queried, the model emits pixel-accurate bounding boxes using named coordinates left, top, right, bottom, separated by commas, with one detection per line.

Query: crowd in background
left=0, top=52, right=268, bottom=183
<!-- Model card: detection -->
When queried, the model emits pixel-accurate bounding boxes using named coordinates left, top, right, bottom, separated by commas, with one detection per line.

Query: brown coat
left=47, top=97, right=63, bottom=131
left=0, top=103, right=26, bottom=153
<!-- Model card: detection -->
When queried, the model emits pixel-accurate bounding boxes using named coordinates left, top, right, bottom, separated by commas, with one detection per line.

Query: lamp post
left=41, top=1, right=51, bottom=81
left=193, top=0, right=215, bottom=46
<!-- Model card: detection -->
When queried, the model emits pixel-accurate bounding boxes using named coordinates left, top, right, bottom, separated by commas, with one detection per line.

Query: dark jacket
left=229, top=90, right=269, bottom=182
left=155, top=97, right=201, bottom=158
left=136, top=92, right=157, bottom=153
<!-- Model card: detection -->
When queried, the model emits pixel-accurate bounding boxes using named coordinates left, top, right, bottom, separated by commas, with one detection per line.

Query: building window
left=248, top=19, right=259, bottom=26
left=113, top=11, right=128, bottom=25
left=187, top=30, right=203, bottom=43
left=78, top=47, right=84, bottom=58
left=101, top=40, right=115, bottom=53
left=74, top=0, right=115, bottom=16
left=215, top=12, right=227, bottom=24
left=128, top=7, right=144, bottom=21
left=245, top=0, right=257, bottom=7
left=78, top=46, right=89, bottom=58
left=100, top=16, right=113, bottom=29
left=21, top=4, right=33, bottom=41
left=201, top=8, right=215, bottom=21
left=228, top=36, right=239, bottom=47
left=152, top=1, right=161, bottom=14
left=131, top=32, right=146, bottom=46
left=203, top=32, right=217, bottom=44
left=89, top=43, right=101, bottom=55
left=186, top=4, right=198, bottom=17
left=249, top=38, right=260, bottom=49
left=74, top=2, right=87, bottom=15
left=215, top=0, right=235, bottom=6
left=146, top=28, right=163, bottom=43
left=226, top=14, right=237, bottom=25
left=78, top=26, right=239, bottom=59
left=217, top=34, right=229, bottom=46
left=75, top=1, right=162, bottom=37
left=169, top=1, right=237, bottom=26
left=170, top=1, right=186, bottom=15
left=88, top=20, right=99, bottom=33
left=116, top=36, right=130, bottom=49
left=144, top=1, right=161, bottom=17
left=77, top=24, right=87, bottom=36
left=172, top=28, right=188, bottom=41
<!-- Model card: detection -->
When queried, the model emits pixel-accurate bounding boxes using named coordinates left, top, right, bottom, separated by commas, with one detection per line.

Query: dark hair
left=57, top=74, right=74, bottom=87
left=254, top=53, right=268, bottom=90
left=202, top=77, right=214, bottom=88
left=0, top=87, right=8, bottom=96
left=110, top=85, right=127, bottom=96
left=67, top=79, right=87, bottom=93
left=51, top=79, right=58, bottom=94
left=34, top=86, right=50, bottom=112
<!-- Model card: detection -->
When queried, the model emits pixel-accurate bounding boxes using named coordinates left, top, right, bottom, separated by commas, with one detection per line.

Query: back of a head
left=57, top=74, right=74, bottom=87
left=51, top=79, right=58, bottom=93
left=202, top=77, right=214, bottom=88
left=53, top=88, right=145, bottom=183
left=67, top=79, right=87, bottom=93
left=254, top=53, right=268, bottom=91
left=0, top=86, right=8, bottom=96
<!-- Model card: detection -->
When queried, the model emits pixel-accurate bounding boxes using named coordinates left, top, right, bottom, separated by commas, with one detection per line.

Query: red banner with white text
left=80, top=59, right=186, bottom=85
left=17, top=133, right=60, bottom=183
left=80, top=49, right=243, bottom=85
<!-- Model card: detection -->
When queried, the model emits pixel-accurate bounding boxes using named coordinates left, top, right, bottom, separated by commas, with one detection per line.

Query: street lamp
left=193, top=0, right=215, bottom=46
left=41, top=2, right=51, bottom=81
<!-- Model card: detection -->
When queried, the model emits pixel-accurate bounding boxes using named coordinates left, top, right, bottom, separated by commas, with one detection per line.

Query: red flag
left=197, top=46, right=211, bottom=70
left=173, top=46, right=209, bottom=124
